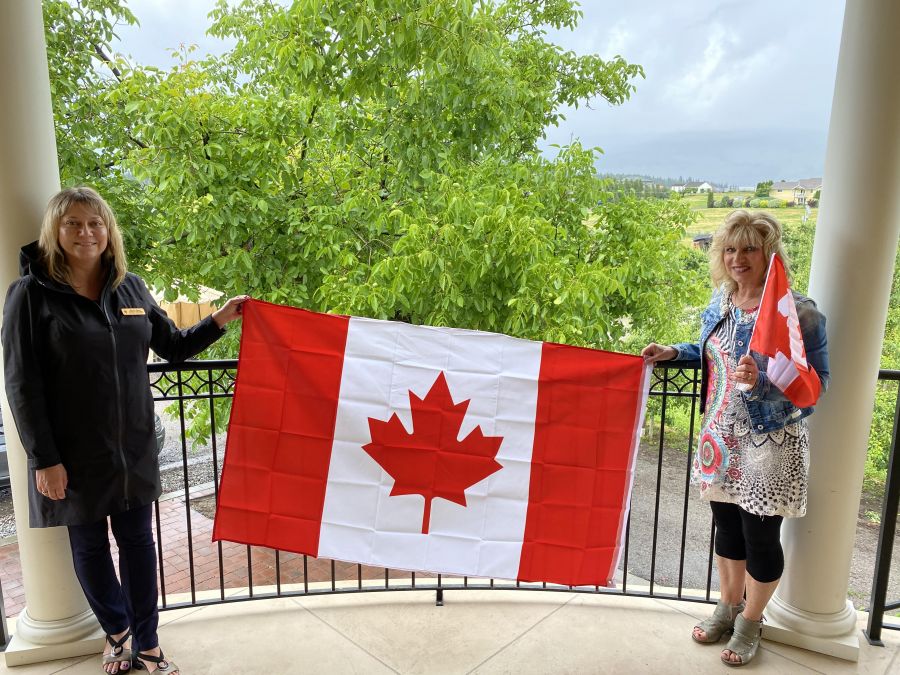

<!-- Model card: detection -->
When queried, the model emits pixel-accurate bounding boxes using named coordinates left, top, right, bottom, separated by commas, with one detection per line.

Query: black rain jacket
left=2, top=242, right=225, bottom=527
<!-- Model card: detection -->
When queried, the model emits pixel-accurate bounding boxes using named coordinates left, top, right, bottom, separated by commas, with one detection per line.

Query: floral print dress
left=693, top=294, right=809, bottom=518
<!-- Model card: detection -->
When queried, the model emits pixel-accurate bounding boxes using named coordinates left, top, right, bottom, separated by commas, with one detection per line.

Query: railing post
left=0, top=575, right=8, bottom=649
left=865, top=379, right=900, bottom=645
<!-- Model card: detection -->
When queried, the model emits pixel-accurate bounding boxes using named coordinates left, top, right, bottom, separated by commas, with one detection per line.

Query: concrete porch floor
left=1, top=589, right=898, bottom=674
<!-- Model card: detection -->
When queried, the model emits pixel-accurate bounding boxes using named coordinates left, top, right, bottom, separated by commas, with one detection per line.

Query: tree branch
left=92, top=43, right=123, bottom=81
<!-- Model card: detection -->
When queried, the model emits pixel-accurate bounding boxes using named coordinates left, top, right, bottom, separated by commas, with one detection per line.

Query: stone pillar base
left=4, top=609, right=103, bottom=667
left=763, top=596, right=860, bottom=662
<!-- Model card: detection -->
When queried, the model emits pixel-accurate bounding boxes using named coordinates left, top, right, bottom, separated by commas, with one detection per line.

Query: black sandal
left=102, top=631, right=133, bottom=671
left=136, top=650, right=179, bottom=674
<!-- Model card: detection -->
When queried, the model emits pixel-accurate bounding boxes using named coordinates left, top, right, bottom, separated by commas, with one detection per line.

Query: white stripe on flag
left=317, top=317, right=542, bottom=579
left=767, top=351, right=800, bottom=390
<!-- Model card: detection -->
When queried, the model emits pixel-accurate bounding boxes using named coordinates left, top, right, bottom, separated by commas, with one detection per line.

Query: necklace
left=731, top=292, right=761, bottom=311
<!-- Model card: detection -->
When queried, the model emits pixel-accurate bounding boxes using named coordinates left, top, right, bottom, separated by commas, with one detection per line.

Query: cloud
left=583, top=128, right=828, bottom=186
left=665, top=24, right=731, bottom=113
left=113, top=0, right=231, bottom=64
left=663, top=24, right=776, bottom=120
left=602, top=21, right=632, bottom=60
left=117, top=0, right=844, bottom=185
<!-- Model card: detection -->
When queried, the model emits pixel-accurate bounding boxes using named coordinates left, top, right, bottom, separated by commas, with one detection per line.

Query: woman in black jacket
left=2, top=187, right=247, bottom=674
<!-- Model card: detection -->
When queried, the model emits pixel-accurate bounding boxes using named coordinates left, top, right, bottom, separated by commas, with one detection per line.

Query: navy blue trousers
left=67, top=503, right=159, bottom=653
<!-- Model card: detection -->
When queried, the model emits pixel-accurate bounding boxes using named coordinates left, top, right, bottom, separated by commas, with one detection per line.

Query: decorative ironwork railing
left=146, top=360, right=899, bottom=640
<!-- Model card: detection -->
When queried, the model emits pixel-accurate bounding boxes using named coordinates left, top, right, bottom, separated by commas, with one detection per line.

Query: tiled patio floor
left=2, top=590, right=899, bottom=674
left=2, top=493, right=899, bottom=673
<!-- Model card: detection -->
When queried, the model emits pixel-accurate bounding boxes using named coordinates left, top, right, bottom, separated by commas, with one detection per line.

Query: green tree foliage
left=755, top=180, right=772, bottom=198
left=601, top=176, right=671, bottom=200
left=45, top=0, right=703, bottom=356
left=42, top=0, right=157, bottom=253
left=706, top=190, right=714, bottom=208
left=44, top=0, right=135, bottom=178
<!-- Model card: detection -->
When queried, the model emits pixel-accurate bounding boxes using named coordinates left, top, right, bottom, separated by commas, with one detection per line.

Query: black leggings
left=710, top=501, right=784, bottom=583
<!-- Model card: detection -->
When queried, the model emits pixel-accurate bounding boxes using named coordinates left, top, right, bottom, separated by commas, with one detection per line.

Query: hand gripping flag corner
left=212, top=300, right=652, bottom=587
left=748, top=254, right=822, bottom=408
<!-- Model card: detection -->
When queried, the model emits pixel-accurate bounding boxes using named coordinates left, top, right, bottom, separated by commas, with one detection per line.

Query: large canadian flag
left=748, top=253, right=822, bottom=408
left=213, top=300, right=651, bottom=587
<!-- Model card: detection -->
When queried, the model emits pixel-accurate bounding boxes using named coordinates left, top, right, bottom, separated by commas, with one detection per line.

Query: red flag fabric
left=748, top=254, right=821, bottom=408
left=213, top=300, right=651, bottom=587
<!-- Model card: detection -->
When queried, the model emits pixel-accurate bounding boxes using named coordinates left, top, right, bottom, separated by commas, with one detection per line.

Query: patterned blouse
left=693, top=293, right=809, bottom=518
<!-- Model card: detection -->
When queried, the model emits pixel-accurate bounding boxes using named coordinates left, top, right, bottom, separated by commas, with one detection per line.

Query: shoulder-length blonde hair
left=38, top=186, right=127, bottom=288
left=708, top=209, right=790, bottom=293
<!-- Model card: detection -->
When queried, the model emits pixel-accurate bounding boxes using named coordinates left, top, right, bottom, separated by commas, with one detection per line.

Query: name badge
left=121, top=308, right=146, bottom=316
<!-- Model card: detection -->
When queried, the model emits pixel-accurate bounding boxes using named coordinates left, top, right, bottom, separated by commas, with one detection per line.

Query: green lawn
left=685, top=202, right=816, bottom=238
left=680, top=193, right=710, bottom=209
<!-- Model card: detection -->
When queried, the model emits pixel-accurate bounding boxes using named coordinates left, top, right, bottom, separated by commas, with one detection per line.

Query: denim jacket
left=671, top=287, right=830, bottom=434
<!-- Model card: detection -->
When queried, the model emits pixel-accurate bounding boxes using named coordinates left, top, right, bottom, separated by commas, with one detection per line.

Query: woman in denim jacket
left=642, top=210, right=829, bottom=667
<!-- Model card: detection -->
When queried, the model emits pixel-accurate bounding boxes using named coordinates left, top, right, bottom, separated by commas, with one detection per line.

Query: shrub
left=755, top=180, right=773, bottom=198
left=808, top=198, right=818, bottom=207
left=864, top=382, right=895, bottom=491
left=707, top=190, right=715, bottom=208
left=644, top=396, right=698, bottom=452
left=787, top=200, right=796, bottom=208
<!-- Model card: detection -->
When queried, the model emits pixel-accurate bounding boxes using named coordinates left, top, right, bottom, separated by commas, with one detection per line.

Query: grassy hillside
left=687, top=206, right=816, bottom=237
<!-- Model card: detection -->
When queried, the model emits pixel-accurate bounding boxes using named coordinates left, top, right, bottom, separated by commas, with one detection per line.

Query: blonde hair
left=708, top=209, right=790, bottom=293
left=38, top=186, right=127, bottom=288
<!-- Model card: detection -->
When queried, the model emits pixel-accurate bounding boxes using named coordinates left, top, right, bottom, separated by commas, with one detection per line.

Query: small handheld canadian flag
left=745, top=253, right=822, bottom=408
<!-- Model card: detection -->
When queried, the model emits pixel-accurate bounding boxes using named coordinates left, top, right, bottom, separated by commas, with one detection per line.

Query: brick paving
left=0, top=490, right=422, bottom=619
left=0, top=543, right=24, bottom=619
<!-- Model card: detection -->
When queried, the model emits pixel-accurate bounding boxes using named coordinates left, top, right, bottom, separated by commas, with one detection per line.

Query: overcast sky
left=114, top=0, right=846, bottom=187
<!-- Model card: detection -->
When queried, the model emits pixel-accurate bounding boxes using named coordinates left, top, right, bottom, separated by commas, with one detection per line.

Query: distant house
left=770, top=178, right=822, bottom=205
left=692, top=233, right=713, bottom=251
left=684, top=181, right=713, bottom=193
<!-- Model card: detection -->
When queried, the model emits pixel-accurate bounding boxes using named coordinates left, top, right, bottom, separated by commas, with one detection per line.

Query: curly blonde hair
left=708, top=210, right=790, bottom=293
left=38, top=186, right=127, bottom=288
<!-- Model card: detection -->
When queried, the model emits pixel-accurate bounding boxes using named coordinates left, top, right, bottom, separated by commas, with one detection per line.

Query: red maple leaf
left=363, top=372, right=504, bottom=534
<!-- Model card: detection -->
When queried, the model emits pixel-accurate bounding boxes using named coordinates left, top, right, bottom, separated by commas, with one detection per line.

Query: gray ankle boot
left=692, top=600, right=745, bottom=643
left=721, top=613, right=763, bottom=666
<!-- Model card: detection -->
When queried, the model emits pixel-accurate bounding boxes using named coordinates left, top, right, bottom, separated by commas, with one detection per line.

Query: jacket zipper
left=100, top=287, right=130, bottom=509
left=33, top=268, right=130, bottom=508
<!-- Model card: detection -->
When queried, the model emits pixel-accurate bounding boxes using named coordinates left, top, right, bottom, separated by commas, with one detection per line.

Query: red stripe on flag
left=518, top=343, right=645, bottom=587
left=749, top=254, right=821, bottom=408
left=212, top=300, right=350, bottom=555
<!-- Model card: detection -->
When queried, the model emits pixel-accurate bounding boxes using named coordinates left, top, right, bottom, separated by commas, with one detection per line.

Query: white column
left=765, top=0, right=900, bottom=662
left=0, top=0, right=104, bottom=666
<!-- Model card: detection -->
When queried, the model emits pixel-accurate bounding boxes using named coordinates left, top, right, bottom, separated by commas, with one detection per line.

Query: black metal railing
left=147, top=360, right=899, bottom=636
left=865, top=370, right=900, bottom=644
